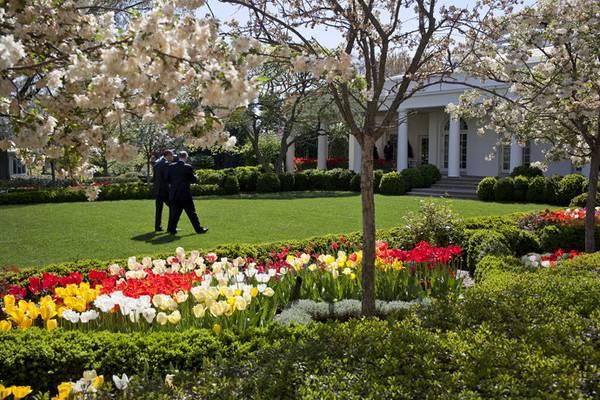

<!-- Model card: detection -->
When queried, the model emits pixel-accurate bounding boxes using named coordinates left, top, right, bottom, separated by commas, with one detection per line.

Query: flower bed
left=520, top=248, right=582, bottom=269
left=0, top=242, right=462, bottom=333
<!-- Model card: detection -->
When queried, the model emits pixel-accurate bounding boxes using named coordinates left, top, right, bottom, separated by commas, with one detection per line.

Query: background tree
left=451, top=0, right=600, bottom=252
left=222, top=0, right=475, bottom=315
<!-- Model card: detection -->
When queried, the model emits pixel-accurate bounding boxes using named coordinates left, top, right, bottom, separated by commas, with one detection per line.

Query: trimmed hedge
left=494, top=177, right=514, bottom=202
left=379, top=172, right=406, bottom=195
left=400, top=168, right=424, bottom=190
left=510, top=165, right=543, bottom=178
left=476, top=176, right=496, bottom=201
left=256, top=173, right=281, bottom=193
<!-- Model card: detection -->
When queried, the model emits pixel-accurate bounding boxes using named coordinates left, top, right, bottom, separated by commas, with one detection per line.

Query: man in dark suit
left=152, top=150, right=174, bottom=231
left=166, top=151, right=208, bottom=235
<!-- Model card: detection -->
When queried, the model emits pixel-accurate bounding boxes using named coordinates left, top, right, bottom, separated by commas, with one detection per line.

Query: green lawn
left=1, top=193, right=550, bottom=267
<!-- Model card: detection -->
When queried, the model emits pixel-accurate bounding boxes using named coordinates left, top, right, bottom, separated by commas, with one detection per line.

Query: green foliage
left=400, top=168, right=425, bottom=190
left=401, top=199, right=464, bottom=247
left=570, top=191, right=600, bottom=207
left=235, top=166, right=260, bottom=192
left=543, top=175, right=562, bottom=205
left=293, top=171, right=310, bottom=191
left=512, top=175, right=529, bottom=202
left=465, top=230, right=511, bottom=270
left=373, top=170, right=384, bottom=193
left=221, top=174, right=240, bottom=195
left=305, top=170, right=331, bottom=190
left=0, top=187, right=87, bottom=205
left=476, top=177, right=497, bottom=201
left=326, top=168, right=354, bottom=191
left=350, top=173, right=361, bottom=192
left=378, top=172, right=406, bottom=195
left=474, top=255, right=524, bottom=282
left=510, top=165, right=543, bottom=178
left=256, top=173, right=281, bottom=193
left=418, top=164, right=441, bottom=186
left=494, top=177, right=514, bottom=202
left=278, top=173, right=295, bottom=192
left=526, top=176, right=546, bottom=203
left=240, top=134, right=281, bottom=167
left=538, top=224, right=600, bottom=252
left=558, top=174, right=587, bottom=206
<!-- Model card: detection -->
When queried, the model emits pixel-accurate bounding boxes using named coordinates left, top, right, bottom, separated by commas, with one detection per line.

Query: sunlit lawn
left=1, top=192, right=550, bottom=267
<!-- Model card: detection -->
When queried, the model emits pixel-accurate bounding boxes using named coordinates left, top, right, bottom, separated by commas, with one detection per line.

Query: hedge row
left=477, top=173, right=588, bottom=205
left=1, top=253, right=598, bottom=397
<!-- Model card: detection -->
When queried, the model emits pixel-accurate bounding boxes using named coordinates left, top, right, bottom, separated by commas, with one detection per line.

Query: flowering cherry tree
left=451, top=0, right=600, bottom=251
left=222, top=0, right=479, bottom=315
left=0, top=0, right=257, bottom=179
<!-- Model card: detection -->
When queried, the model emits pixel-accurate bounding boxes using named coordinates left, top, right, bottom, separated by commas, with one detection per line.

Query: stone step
left=407, top=191, right=479, bottom=200
left=431, top=182, right=479, bottom=190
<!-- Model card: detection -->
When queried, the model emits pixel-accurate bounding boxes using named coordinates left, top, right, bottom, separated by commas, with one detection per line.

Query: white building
left=287, top=74, right=585, bottom=178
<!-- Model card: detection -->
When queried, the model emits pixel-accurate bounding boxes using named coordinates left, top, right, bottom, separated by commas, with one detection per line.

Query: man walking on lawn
left=151, top=149, right=173, bottom=232
left=166, top=151, right=208, bottom=235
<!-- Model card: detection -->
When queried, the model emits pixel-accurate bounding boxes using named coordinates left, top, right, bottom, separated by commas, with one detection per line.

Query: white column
left=396, top=110, right=408, bottom=172
left=348, top=134, right=361, bottom=173
left=285, top=137, right=295, bottom=172
left=317, top=130, right=328, bottom=170
left=509, top=136, right=523, bottom=172
left=447, top=114, right=461, bottom=177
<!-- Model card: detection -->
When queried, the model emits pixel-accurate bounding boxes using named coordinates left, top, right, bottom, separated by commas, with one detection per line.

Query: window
left=502, top=144, right=511, bottom=171
left=522, top=140, right=531, bottom=166
left=11, top=157, right=26, bottom=175
left=442, top=117, right=468, bottom=170
left=420, top=136, right=429, bottom=165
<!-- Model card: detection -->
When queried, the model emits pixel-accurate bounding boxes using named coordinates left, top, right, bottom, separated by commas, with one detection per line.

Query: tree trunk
left=50, top=161, right=56, bottom=182
left=0, top=150, right=9, bottom=180
left=250, top=136, right=271, bottom=173
left=146, top=158, right=151, bottom=184
left=360, top=134, right=376, bottom=316
left=584, top=150, right=600, bottom=252
left=275, top=147, right=286, bottom=174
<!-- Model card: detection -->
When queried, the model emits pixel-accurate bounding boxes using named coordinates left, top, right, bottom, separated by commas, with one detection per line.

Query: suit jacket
left=166, top=160, right=197, bottom=202
left=152, top=157, right=170, bottom=198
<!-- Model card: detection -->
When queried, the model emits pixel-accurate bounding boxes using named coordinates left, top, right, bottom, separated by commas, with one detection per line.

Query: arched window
left=443, top=118, right=468, bottom=169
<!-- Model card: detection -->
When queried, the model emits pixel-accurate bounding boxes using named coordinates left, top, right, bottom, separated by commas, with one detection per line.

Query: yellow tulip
left=212, top=323, right=221, bottom=335
left=3, top=295, right=15, bottom=310
left=47, top=319, right=58, bottom=331
left=156, top=312, right=168, bottom=325
left=350, top=273, right=357, bottom=280
left=26, top=302, right=39, bottom=320
left=11, top=386, right=32, bottom=400
left=250, top=287, right=258, bottom=298
left=54, top=382, right=72, bottom=400
left=192, top=304, right=206, bottom=318
left=235, top=296, right=247, bottom=311
left=263, top=287, right=275, bottom=297
left=0, top=384, right=10, bottom=400
left=0, top=320, right=11, bottom=331
left=18, top=317, right=32, bottom=330
left=167, top=310, right=181, bottom=324
left=40, top=303, right=57, bottom=321
left=93, top=375, right=104, bottom=389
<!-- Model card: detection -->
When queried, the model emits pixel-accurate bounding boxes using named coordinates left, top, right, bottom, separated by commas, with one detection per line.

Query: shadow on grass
left=131, top=231, right=194, bottom=244
left=197, top=191, right=359, bottom=201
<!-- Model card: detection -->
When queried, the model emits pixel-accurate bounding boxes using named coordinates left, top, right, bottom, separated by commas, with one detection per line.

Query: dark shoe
left=155, top=227, right=163, bottom=232
left=196, top=227, right=209, bottom=234
left=168, top=228, right=181, bottom=235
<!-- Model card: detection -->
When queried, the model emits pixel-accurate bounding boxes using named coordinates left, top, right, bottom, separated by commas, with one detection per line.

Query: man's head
left=163, top=149, right=174, bottom=162
left=178, top=151, right=188, bottom=162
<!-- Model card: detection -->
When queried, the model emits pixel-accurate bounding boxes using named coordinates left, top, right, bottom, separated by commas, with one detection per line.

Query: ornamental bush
left=306, top=170, right=330, bottom=190
left=350, top=173, right=361, bottom=192
left=379, top=172, right=406, bottom=195
left=256, top=173, right=280, bottom=193
left=557, top=174, right=587, bottom=206
left=327, top=168, right=354, bottom=191
left=526, top=176, right=546, bottom=203
left=418, top=164, right=441, bottom=186
left=570, top=191, right=600, bottom=207
left=400, top=168, right=425, bottom=190
left=373, top=170, right=385, bottom=193
left=493, top=177, right=514, bottom=202
left=293, top=171, right=310, bottom=191
left=512, top=175, right=529, bottom=202
left=476, top=177, right=497, bottom=201
left=510, top=165, right=544, bottom=178
left=543, top=175, right=562, bottom=205
left=236, top=167, right=259, bottom=192
left=221, top=174, right=240, bottom=195
left=465, top=229, right=511, bottom=270
left=278, top=173, right=295, bottom=192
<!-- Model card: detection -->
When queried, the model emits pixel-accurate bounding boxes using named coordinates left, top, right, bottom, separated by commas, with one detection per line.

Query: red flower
left=42, top=272, right=59, bottom=290
left=331, top=242, right=338, bottom=250
left=28, top=276, right=42, bottom=294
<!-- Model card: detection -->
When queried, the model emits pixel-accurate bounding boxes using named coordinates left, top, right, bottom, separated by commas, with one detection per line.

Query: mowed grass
left=1, top=192, right=550, bottom=268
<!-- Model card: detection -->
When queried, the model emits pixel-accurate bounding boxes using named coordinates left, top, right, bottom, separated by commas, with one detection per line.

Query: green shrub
left=510, top=165, right=543, bottom=178
left=256, top=173, right=280, bottom=193
left=476, top=177, right=497, bottom=201
left=474, top=255, right=523, bottom=282
left=400, top=199, right=465, bottom=248
left=512, top=175, right=529, bottom=202
left=305, top=170, right=331, bottom=190
left=236, top=167, right=259, bottom=192
left=400, top=168, right=425, bottom=190
left=538, top=224, right=600, bottom=252
left=190, top=184, right=221, bottom=196
left=526, top=176, right=546, bottom=203
left=278, top=173, right=295, bottom=192
left=327, top=168, right=354, bottom=191
left=221, top=174, right=240, bottom=195
left=493, top=177, right=514, bottom=202
left=373, top=170, right=384, bottom=193
left=378, top=172, right=406, bottom=195
left=350, top=174, right=361, bottom=192
left=558, top=174, right=587, bottom=206
left=465, top=230, right=511, bottom=270
left=570, top=191, right=600, bottom=207
left=418, top=164, right=441, bottom=186
left=293, top=171, right=310, bottom=191
left=543, top=175, right=562, bottom=205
